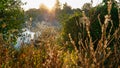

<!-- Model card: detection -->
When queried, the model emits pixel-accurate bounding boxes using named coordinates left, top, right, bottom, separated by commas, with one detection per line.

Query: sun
left=21, top=0, right=56, bottom=11
left=40, top=0, right=55, bottom=10
left=44, top=4, right=54, bottom=10
left=39, top=3, right=53, bottom=12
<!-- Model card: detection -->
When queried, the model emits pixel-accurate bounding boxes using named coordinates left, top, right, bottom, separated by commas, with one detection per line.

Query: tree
left=62, top=2, right=73, bottom=14
left=0, top=0, right=25, bottom=41
left=103, top=0, right=115, bottom=4
left=53, top=0, right=61, bottom=20
left=82, top=3, right=92, bottom=16
left=25, top=8, right=43, bottom=22
left=82, top=3, right=92, bottom=10
left=58, top=2, right=73, bottom=22
left=54, top=0, right=61, bottom=11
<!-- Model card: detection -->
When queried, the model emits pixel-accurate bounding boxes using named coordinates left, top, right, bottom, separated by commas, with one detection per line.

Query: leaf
left=2, top=23, right=6, bottom=28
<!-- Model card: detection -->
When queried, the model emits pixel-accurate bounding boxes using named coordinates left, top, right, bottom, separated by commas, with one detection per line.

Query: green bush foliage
left=60, top=1, right=120, bottom=50
left=0, top=0, right=25, bottom=41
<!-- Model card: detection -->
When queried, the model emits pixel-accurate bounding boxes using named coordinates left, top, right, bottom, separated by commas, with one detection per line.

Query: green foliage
left=82, top=3, right=92, bottom=16
left=60, top=1, right=119, bottom=50
left=57, top=2, right=81, bottom=22
left=0, top=0, right=25, bottom=41
left=61, top=13, right=87, bottom=49
left=25, top=8, right=42, bottom=22
left=90, top=1, right=119, bottom=45
left=54, top=0, right=61, bottom=12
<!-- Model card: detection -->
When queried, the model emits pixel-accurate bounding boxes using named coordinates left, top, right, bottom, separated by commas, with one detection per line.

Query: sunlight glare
left=22, top=0, right=55, bottom=11
left=40, top=0, right=55, bottom=10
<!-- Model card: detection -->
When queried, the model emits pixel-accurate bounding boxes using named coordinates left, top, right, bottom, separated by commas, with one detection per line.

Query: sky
left=21, top=0, right=102, bottom=11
